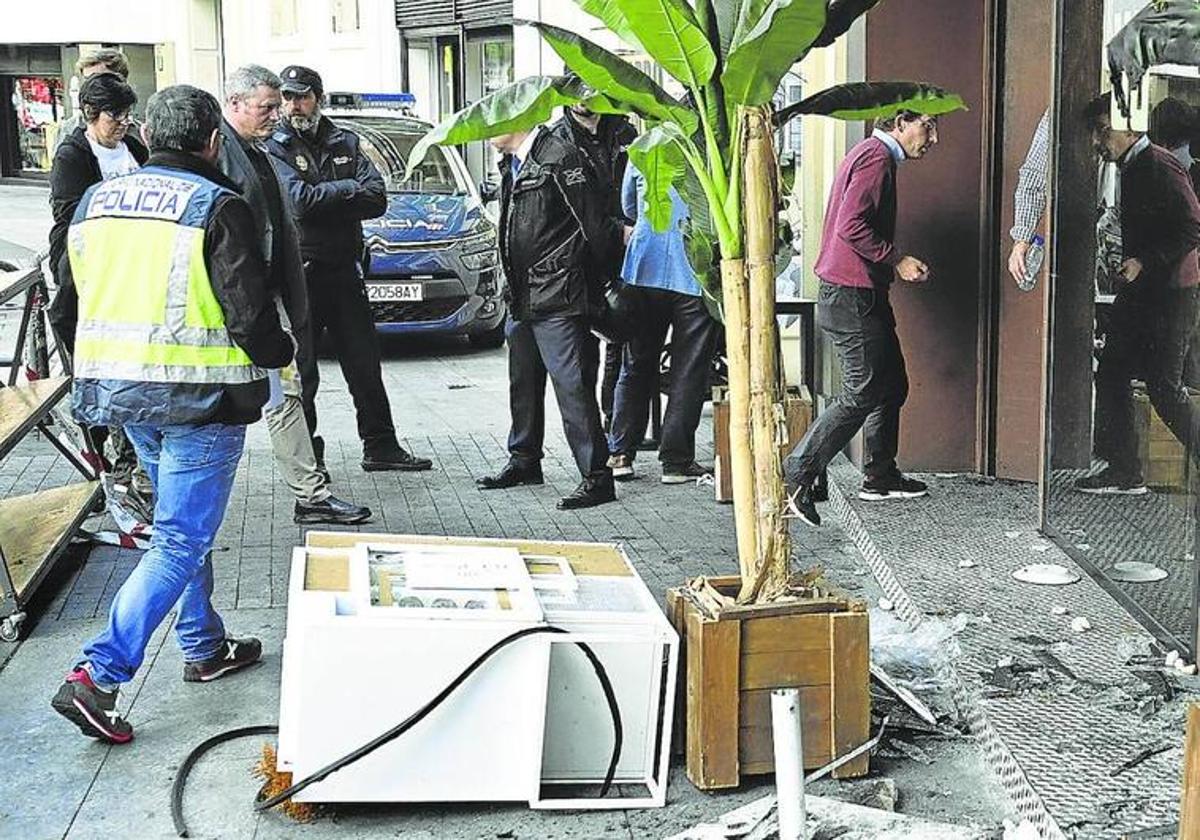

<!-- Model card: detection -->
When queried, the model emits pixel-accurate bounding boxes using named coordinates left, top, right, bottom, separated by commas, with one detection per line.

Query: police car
left=325, top=92, right=505, bottom=347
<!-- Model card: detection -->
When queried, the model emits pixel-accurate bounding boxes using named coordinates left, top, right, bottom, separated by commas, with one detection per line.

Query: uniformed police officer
left=266, top=65, right=432, bottom=473
left=474, top=123, right=626, bottom=509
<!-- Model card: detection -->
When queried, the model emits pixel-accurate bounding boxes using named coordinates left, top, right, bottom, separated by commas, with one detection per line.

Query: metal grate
left=371, top=296, right=467, bottom=323
left=395, top=0, right=512, bottom=29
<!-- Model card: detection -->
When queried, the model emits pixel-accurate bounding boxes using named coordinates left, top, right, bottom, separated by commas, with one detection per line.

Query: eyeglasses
left=103, top=110, right=132, bottom=125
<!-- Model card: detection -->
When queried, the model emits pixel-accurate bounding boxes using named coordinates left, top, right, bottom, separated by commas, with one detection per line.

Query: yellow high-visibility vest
left=67, top=165, right=263, bottom=385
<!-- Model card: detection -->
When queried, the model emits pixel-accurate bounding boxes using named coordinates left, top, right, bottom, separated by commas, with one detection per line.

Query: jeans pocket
left=854, top=288, right=877, bottom=318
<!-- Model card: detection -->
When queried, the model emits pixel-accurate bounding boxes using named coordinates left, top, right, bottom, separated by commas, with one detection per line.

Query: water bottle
left=1018, top=234, right=1045, bottom=292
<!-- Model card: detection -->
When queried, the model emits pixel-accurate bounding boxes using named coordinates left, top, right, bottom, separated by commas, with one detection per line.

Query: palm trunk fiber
left=720, top=257, right=758, bottom=578
left=738, top=105, right=791, bottom=603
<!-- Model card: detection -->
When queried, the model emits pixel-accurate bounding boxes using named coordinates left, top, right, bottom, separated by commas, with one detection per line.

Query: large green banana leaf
left=722, top=0, right=827, bottom=106
left=774, top=81, right=966, bottom=125
left=404, top=75, right=582, bottom=178
left=811, top=0, right=884, bottom=48
left=574, top=0, right=645, bottom=51
left=628, top=124, right=689, bottom=231
left=611, top=0, right=717, bottom=90
left=532, top=22, right=699, bottom=135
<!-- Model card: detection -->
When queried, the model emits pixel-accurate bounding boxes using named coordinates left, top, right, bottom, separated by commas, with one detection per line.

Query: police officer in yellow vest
left=51, top=85, right=294, bottom=744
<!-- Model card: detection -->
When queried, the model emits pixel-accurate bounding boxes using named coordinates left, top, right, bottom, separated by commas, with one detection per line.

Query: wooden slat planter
left=666, top=576, right=870, bottom=790
left=713, top=387, right=812, bottom=503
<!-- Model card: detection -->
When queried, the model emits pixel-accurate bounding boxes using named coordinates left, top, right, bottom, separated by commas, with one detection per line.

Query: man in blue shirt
left=607, top=167, right=718, bottom=483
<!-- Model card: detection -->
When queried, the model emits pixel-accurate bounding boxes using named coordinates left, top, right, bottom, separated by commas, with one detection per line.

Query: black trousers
left=298, top=259, right=398, bottom=454
left=610, top=286, right=718, bottom=466
left=1095, top=285, right=1200, bottom=479
left=506, top=315, right=611, bottom=480
left=785, top=283, right=908, bottom=486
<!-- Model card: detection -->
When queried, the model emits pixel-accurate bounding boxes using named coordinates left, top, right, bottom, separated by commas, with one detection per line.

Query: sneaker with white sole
left=182, top=636, right=262, bottom=683
left=51, top=666, right=133, bottom=744
left=859, top=472, right=928, bottom=501
left=1073, top=468, right=1148, bottom=496
left=662, top=462, right=711, bottom=484
left=783, top=479, right=821, bottom=527
left=607, top=453, right=635, bottom=481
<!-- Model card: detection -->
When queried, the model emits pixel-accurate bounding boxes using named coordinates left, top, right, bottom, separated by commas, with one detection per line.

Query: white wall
left=0, top=0, right=202, bottom=90
left=512, top=0, right=629, bottom=81
left=221, top=0, right=402, bottom=94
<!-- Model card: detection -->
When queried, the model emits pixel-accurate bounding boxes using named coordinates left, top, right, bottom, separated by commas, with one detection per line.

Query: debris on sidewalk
left=664, top=793, right=991, bottom=840
left=870, top=610, right=965, bottom=724
left=1109, top=741, right=1174, bottom=777
left=1109, top=561, right=1168, bottom=583
left=1012, top=563, right=1080, bottom=586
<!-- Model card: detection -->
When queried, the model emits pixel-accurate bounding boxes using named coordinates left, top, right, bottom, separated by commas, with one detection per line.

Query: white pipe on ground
left=770, top=688, right=806, bottom=840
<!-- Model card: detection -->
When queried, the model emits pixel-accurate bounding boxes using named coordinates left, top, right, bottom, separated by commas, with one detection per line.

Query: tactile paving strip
left=825, top=458, right=1183, bottom=839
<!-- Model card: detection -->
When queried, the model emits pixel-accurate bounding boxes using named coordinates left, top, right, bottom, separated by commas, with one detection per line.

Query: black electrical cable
left=170, top=625, right=623, bottom=838
left=170, top=725, right=279, bottom=837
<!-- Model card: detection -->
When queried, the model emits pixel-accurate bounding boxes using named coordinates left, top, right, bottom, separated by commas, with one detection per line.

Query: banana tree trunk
left=736, top=105, right=792, bottom=603
left=720, top=256, right=758, bottom=579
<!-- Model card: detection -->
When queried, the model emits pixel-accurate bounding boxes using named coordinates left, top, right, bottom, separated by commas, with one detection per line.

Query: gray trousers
left=785, top=283, right=908, bottom=486
left=265, top=311, right=329, bottom=506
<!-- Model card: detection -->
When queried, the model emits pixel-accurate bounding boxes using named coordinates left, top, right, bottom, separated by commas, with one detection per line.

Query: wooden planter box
left=1134, top=389, right=1198, bottom=491
left=665, top=576, right=870, bottom=790
left=713, top=387, right=812, bottom=503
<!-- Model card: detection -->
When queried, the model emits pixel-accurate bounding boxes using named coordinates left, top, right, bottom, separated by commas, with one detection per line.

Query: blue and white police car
left=326, top=92, right=506, bottom=348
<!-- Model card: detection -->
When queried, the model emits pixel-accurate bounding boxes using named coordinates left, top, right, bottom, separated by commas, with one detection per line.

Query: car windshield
left=337, top=116, right=467, bottom=196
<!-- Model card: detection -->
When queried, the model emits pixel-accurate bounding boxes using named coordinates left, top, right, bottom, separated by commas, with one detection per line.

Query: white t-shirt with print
left=87, top=135, right=139, bottom=181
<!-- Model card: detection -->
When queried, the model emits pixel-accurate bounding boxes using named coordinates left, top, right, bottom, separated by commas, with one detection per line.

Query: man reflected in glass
left=1076, top=92, right=1200, bottom=496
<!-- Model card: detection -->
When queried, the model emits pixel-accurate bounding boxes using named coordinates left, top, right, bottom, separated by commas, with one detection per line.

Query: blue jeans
left=83, top=423, right=245, bottom=685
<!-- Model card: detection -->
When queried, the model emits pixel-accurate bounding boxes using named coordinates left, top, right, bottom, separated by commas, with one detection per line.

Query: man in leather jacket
left=550, top=105, right=637, bottom=428
left=266, top=65, right=432, bottom=474
left=475, top=123, right=625, bottom=509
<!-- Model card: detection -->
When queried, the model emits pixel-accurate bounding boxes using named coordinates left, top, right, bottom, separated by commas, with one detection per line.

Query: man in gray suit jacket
left=220, top=65, right=370, bottom=525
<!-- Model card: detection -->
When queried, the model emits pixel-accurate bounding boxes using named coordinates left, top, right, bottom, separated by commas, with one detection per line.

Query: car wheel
left=469, top=320, right=506, bottom=350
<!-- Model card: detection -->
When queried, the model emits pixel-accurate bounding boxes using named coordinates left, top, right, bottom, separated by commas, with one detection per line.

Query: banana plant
left=407, top=0, right=963, bottom=314
left=408, top=0, right=965, bottom=603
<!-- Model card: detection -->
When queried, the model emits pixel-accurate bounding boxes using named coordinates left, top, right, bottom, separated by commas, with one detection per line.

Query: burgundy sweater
left=1119, top=142, right=1200, bottom=290
left=814, top=136, right=902, bottom=289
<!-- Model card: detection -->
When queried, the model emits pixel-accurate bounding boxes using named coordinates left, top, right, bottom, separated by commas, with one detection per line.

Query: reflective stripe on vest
left=67, top=166, right=262, bottom=385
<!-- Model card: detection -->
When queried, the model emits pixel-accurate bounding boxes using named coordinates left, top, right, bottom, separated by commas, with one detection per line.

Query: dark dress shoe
left=294, top=495, right=372, bottom=525
left=557, top=477, right=616, bottom=510
left=476, top=463, right=544, bottom=490
left=361, top=447, right=433, bottom=472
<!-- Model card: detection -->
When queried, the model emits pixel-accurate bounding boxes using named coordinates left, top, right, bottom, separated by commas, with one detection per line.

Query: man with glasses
left=219, top=64, right=370, bottom=524
left=783, top=110, right=940, bottom=526
left=267, top=65, right=432, bottom=474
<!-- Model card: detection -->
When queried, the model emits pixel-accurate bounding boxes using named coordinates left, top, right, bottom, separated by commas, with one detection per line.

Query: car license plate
left=366, top=283, right=423, bottom=302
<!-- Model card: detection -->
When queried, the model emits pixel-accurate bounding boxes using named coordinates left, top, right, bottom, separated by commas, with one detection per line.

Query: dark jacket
left=217, top=118, right=309, bottom=340
left=1120, top=141, right=1200, bottom=290
left=60, top=152, right=293, bottom=426
left=549, top=113, right=636, bottom=279
left=265, top=116, right=387, bottom=265
left=48, top=125, right=149, bottom=287
left=499, top=128, right=625, bottom=321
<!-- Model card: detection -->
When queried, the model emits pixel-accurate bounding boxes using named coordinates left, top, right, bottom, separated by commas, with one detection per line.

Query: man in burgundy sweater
left=784, top=110, right=939, bottom=526
left=1077, top=93, right=1200, bottom=495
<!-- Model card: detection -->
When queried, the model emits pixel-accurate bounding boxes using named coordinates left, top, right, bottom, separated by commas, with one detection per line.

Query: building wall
left=993, top=0, right=1054, bottom=480
left=222, top=0, right=402, bottom=94
left=0, top=0, right=217, bottom=90
left=864, top=0, right=990, bottom=471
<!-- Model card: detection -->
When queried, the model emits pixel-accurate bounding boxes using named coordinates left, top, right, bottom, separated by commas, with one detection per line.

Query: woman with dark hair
left=48, top=72, right=148, bottom=479
left=49, top=73, right=147, bottom=294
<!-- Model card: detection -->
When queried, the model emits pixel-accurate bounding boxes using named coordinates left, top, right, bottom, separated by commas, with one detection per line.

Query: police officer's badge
left=295, top=155, right=309, bottom=172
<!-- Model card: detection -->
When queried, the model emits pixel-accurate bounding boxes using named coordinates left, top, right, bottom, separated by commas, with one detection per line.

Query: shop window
left=332, top=0, right=359, bottom=33
left=481, top=41, right=513, bottom=98
left=12, top=76, right=63, bottom=173
left=271, top=0, right=299, bottom=37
